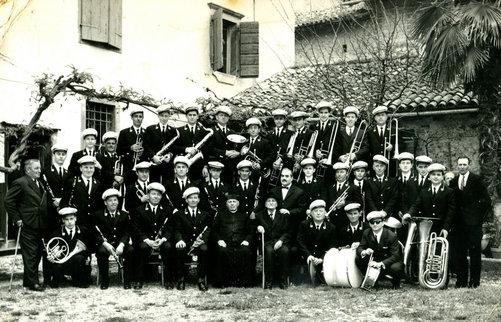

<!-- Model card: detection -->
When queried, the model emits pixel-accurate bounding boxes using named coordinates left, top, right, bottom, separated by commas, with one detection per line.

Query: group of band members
left=4, top=101, right=492, bottom=292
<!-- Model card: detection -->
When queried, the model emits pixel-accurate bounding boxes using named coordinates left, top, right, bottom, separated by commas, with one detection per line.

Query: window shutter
left=108, top=0, right=122, bottom=49
left=211, top=8, right=223, bottom=71
left=239, top=21, right=259, bottom=78
left=81, top=0, right=109, bottom=43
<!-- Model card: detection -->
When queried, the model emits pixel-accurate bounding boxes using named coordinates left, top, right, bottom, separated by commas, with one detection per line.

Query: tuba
left=403, top=220, right=418, bottom=280
left=415, top=218, right=449, bottom=289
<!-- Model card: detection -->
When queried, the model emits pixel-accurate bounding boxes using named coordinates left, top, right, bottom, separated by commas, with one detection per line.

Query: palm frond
left=462, top=45, right=490, bottom=83
left=461, top=2, right=501, bottom=48
left=412, top=4, right=452, bottom=42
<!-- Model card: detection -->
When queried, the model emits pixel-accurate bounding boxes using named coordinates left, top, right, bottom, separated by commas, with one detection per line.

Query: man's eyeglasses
left=369, top=219, right=383, bottom=225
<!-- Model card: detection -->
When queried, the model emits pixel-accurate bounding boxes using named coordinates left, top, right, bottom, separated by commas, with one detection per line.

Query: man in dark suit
left=143, top=104, right=178, bottom=184
left=131, top=183, right=175, bottom=289
left=449, top=156, right=491, bottom=288
left=205, top=105, right=240, bottom=184
left=297, top=199, right=338, bottom=286
left=46, top=207, right=91, bottom=288
left=173, top=187, right=211, bottom=291
left=366, top=106, right=398, bottom=176
left=366, top=155, right=399, bottom=219
left=242, top=117, right=274, bottom=183
left=255, top=196, right=291, bottom=289
left=60, top=156, right=104, bottom=229
left=93, top=188, right=135, bottom=290
left=397, top=152, right=419, bottom=217
left=164, top=156, right=197, bottom=210
left=336, top=106, right=369, bottom=165
left=212, top=194, right=254, bottom=287
left=297, top=158, right=324, bottom=206
left=96, top=131, right=124, bottom=192
left=284, top=111, right=313, bottom=181
left=5, top=159, right=48, bottom=291
left=68, top=128, right=101, bottom=177
left=42, top=144, right=70, bottom=231
left=325, top=162, right=353, bottom=228
left=172, top=104, right=210, bottom=181
left=338, top=203, right=368, bottom=248
left=233, top=160, right=259, bottom=218
left=349, top=161, right=370, bottom=221
left=309, top=101, right=336, bottom=164
left=117, top=106, right=145, bottom=184
left=124, top=161, right=151, bottom=211
left=415, top=155, right=433, bottom=190
left=268, top=108, right=293, bottom=189
left=198, top=161, right=229, bottom=219
left=356, top=210, right=403, bottom=289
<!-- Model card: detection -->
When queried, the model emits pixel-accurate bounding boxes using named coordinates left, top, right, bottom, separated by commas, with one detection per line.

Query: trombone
left=293, top=130, right=318, bottom=182
left=343, top=120, right=369, bottom=178
left=384, top=118, right=399, bottom=177
left=317, top=120, right=340, bottom=178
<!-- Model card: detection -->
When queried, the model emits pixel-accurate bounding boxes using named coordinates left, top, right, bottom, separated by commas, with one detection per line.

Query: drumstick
left=261, top=231, right=265, bottom=289
left=9, top=226, right=21, bottom=292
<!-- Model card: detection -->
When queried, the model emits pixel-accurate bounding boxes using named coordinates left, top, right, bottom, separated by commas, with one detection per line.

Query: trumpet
left=95, top=225, right=123, bottom=269
left=132, top=135, right=143, bottom=166
left=240, top=145, right=271, bottom=178
left=154, top=129, right=180, bottom=164
left=317, top=121, right=340, bottom=178
left=268, top=147, right=283, bottom=188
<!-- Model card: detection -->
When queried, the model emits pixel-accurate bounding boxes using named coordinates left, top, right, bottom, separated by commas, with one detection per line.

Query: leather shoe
left=279, top=280, right=288, bottom=289
left=134, top=282, right=143, bottom=290
left=198, top=281, right=208, bottom=292
left=468, top=282, right=479, bottom=288
left=264, top=282, right=273, bottom=290
left=28, top=284, right=44, bottom=292
left=165, top=282, right=175, bottom=290
left=100, top=283, right=109, bottom=290
left=392, top=283, right=401, bottom=290
left=123, top=283, right=131, bottom=290
left=176, top=280, right=185, bottom=291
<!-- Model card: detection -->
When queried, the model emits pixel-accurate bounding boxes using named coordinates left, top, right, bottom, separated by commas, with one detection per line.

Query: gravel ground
left=1, top=254, right=500, bottom=321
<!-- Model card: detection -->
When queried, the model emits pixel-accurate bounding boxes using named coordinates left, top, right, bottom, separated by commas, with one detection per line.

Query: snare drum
left=323, top=248, right=363, bottom=288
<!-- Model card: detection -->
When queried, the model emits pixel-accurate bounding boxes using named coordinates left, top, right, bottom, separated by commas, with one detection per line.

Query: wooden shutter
left=211, top=8, right=223, bottom=71
left=239, top=21, right=259, bottom=78
left=81, top=0, right=109, bottom=43
left=108, top=0, right=122, bottom=49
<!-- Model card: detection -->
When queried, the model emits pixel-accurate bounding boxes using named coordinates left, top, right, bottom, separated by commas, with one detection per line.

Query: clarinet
left=42, top=174, right=56, bottom=200
left=95, top=224, right=123, bottom=269
left=187, top=226, right=208, bottom=256
left=150, top=215, right=170, bottom=255
left=68, top=176, right=77, bottom=207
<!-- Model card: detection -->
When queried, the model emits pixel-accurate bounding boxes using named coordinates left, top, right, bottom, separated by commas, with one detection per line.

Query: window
left=80, top=0, right=122, bottom=50
left=85, top=101, right=116, bottom=142
left=209, top=3, right=259, bottom=78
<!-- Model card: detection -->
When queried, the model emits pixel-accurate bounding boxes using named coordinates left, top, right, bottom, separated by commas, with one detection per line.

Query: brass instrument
left=403, top=220, right=417, bottom=280
left=45, top=237, right=87, bottom=264
left=113, top=157, right=124, bottom=195
left=268, top=147, right=283, bottom=188
left=384, top=118, right=399, bottom=176
left=317, top=120, right=340, bottom=178
left=325, top=187, right=349, bottom=218
left=305, top=130, right=319, bottom=159
left=132, top=135, right=143, bottom=166
left=154, top=129, right=180, bottom=164
left=95, top=225, right=123, bottom=269
left=240, top=145, right=271, bottom=178
left=343, top=120, right=369, bottom=172
left=293, top=131, right=318, bottom=181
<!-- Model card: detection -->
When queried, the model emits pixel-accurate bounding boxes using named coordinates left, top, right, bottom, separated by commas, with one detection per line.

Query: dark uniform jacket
left=143, top=123, right=177, bottom=161
left=42, top=164, right=70, bottom=199
left=297, top=219, right=337, bottom=259
left=173, top=207, right=211, bottom=246
left=366, top=176, right=399, bottom=217
left=5, top=175, right=48, bottom=230
left=338, top=222, right=369, bottom=248
left=93, top=209, right=130, bottom=247
left=283, top=126, right=314, bottom=169
left=309, top=120, right=336, bottom=156
left=95, top=151, right=121, bottom=189
left=124, top=180, right=149, bottom=212
left=254, top=210, right=290, bottom=245
left=172, top=123, right=210, bottom=156
left=117, top=126, right=145, bottom=174
left=243, top=135, right=275, bottom=170
left=212, top=209, right=253, bottom=244
left=60, top=176, right=103, bottom=228
left=51, top=224, right=91, bottom=256
left=164, top=177, right=197, bottom=210
left=199, top=180, right=230, bottom=214
left=234, top=180, right=258, bottom=216
left=357, top=227, right=402, bottom=268
left=298, top=178, right=324, bottom=206
left=267, top=184, right=307, bottom=238
left=334, top=124, right=369, bottom=162
left=68, top=149, right=98, bottom=177
left=407, top=183, right=455, bottom=232
left=131, top=203, right=174, bottom=243
left=397, top=174, right=420, bottom=214
left=348, top=179, right=370, bottom=218
left=325, top=181, right=354, bottom=228
left=449, top=172, right=491, bottom=227
left=268, top=126, right=294, bottom=159
left=366, top=123, right=394, bottom=158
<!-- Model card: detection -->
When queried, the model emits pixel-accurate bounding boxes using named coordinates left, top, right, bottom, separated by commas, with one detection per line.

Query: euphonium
left=45, top=237, right=70, bottom=263
left=416, top=219, right=449, bottom=289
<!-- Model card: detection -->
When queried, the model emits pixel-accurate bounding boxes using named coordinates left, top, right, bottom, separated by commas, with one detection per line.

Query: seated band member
left=173, top=187, right=211, bottom=291
left=96, top=131, right=123, bottom=190
left=117, top=106, right=145, bottom=185
left=366, top=155, right=398, bottom=219
left=131, top=183, right=175, bottom=289
left=143, top=104, right=177, bottom=183
left=297, top=158, right=324, bottom=206
left=213, top=194, right=254, bottom=288
left=93, top=188, right=135, bottom=290
left=403, top=163, right=455, bottom=237
left=256, top=196, right=291, bottom=289
left=297, top=200, right=338, bottom=286
left=199, top=161, right=229, bottom=219
left=60, top=155, right=103, bottom=229
left=124, top=161, right=151, bottom=211
left=47, top=207, right=91, bottom=288
left=338, top=203, right=368, bottom=249
left=68, top=128, right=102, bottom=176
left=356, top=211, right=403, bottom=289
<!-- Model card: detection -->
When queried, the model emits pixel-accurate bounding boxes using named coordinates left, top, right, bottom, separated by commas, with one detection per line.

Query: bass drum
left=323, top=248, right=363, bottom=288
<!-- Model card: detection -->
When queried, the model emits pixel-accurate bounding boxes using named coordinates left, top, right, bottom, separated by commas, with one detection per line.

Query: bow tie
left=282, top=186, right=290, bottom=189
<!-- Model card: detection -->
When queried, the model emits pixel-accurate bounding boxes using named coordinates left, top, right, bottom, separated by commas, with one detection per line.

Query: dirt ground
left=1, top=255, right=500, bottom=322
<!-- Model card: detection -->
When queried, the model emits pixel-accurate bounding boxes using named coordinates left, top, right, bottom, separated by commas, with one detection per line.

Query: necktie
left=214, top=180, right=219, bottom=190
left=357, top=181, right=362, bottom=193
left=69, top=229, right=73, bottom=239
left=142, top=182, right=147, bottom=192
left=403, top=176, right=407, bottom=183
left=460, top=175, right=466, bottom=190
left=337, top=183, right=342, bottom=191
left=316, top=225, right=321, bottom=230
left=379, top=127, right=384, bottom=137
left=59, top=167, right=63, bottom=179
left=152, top=206, right=157, bottom=216
left=191, top=209, right=195, bottom=218
left=276, top=128, right=281, bottom=137
left=320, top=123, right=325, bottom=132
left=191, top=127, right=195, bottom=135
left=243, top=182, right=247, bottom=191
left=161, top=126, right=165, bottom=135
left=348, top=127, right=352, bottom=136
left=419, top=177, right=424, bottom=187
left=136, top=129, right=140, bottom=136
left=374, top=234, right=378, bottom=243
left=180, top=180, right=185, bottom=191
left=269, top=212, right=274, bottom=220
left=86, top=179, right=91, bottom=194
left=433, top=187, right=437, bottom=196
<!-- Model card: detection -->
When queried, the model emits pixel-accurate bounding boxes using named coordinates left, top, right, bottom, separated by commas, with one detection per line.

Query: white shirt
left=188, top=206, right=197, bottom=217
left=378, top=125, right=386, bottom=135
left=240, top=179, right=250, bottom=189
left=337, top=181, right=346, bottom=191
left=178, top=178, right=186, bottom=190
left=374, top=230, right=383, bottom=243
left=65, top=227, right=75, bottom=239
left=354, top=179, right=363, bottom=188
left=346, top=126, right=354, bottom=135
left=81, top=175, right=92, bottom=193
left=304, top=176, right=314, bottom=184
left=212, top=179, right=220, bottom=188
left=431, top=184, right=441, bottom=194
left=281, top=185, right=290, bottom=200
left=149, top=204, right=157, bottom=214
left=132, top=126, right=142, bottom=134
left=275, top=126, right=283, bottom=136
left=459, top=171, right=470, bottom=188
left=350, top=223, right=359, bottom=233
left=401, top=173, right=410, bottom=182
left=419, top=175, right=427, bottom=185
left=268, top=210, right=276, bottom=220
left=376, top=175, right=384, bottom=183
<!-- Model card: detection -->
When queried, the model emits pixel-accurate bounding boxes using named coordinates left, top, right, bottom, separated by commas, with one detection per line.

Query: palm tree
left=413, top=0, right=501, bottom=198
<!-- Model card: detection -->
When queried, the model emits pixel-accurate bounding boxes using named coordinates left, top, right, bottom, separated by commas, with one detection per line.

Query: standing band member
left=256, top=196, right=291, bottom=289
left=165, top=156, right=196, bottom=210
left=366, top=155, right=398, bottom=219
left=350, top=161, right=369, bottom=221
left=96, top=131, right=123, bottom=191
left=117, top=106, right=145, bottom=184
left=5, top=159, right=48, bottom=291
left=199, top=161, right=229, bottom=218
left=397, top=152, right=418, bottom=218
left=298, top=158, right=323, bottom=206
left=325, top=162, right=351, bottom=228
left=449, top=157, right=491, bottom=288
left=173, top=187, right=211, bottom=291
left=310, top=101, right=335, bottom=164
left=367, top=106, right=395, bottom=175
left=337, top=106, right=368, bottom=164
left=297, top=200, right=337, bottom=286
left=68, top=128, right=101, bottom=177
left=356, top=211, right=403, bottom=289
left=269, top=108, right=293, bottom=182
left=234, top=160, right=258, bottom=218
left=124, top=161, right=151, bottom=211
left=415, top=155, right=433, bottom=190
left=242, top=117, right=273, bottom=183
left=94, top=188, right=135, bottom=290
